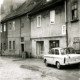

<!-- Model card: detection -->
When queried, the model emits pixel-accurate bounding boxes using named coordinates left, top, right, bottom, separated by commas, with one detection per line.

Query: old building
left=66, top=0, right=80, bottom=52
left=1, top=0, right=37, bottom=57
left=29, top=0, right=67, bottom=58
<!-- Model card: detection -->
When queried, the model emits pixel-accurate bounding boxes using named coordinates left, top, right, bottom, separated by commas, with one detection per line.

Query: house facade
left=29, top=0, right=67, bottom=58
left=67, top=0, right=80, bottom=51
left=1, top=0, right=37, bottom=57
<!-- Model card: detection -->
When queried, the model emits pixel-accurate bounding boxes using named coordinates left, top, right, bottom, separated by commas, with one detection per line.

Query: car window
left=51, top=49, right=54, bottom=54
left=49, top=49, right=54, bottom=54
left=61, top=49, right=66, bottom=55
left=55, top=49, right=59, bottom=55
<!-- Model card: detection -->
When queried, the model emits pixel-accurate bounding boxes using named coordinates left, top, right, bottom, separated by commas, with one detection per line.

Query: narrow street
left=0, top=56, right=80, bottom=80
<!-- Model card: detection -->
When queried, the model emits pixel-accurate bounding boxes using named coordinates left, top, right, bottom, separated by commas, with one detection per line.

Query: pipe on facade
left=65, top=0, right=68, bottom=47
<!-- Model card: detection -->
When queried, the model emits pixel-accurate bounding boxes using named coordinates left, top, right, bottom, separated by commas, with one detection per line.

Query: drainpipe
left=19, top=17, right=21, bottom=57
left=65, top=0, right=68, bottom=47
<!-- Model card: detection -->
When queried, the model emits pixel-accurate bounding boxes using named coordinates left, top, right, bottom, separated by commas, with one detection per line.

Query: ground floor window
left=9, top=41, right=11, bottom=50
left=13, top=41, right=15, bottom=50
left=49, top=40, right=59, bottom=49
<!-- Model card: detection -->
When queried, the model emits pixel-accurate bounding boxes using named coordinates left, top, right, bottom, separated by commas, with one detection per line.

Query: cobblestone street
left=0, top=56, right=80, bottom=80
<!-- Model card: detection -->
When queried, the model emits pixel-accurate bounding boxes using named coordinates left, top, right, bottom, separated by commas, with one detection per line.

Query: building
left=66, top=0, right=80, bottom=52
left=1, top=0, right=80, bottom=58
left=29, top=0, right=67, bottom=58
left=1, top=0, right=37, bottom=57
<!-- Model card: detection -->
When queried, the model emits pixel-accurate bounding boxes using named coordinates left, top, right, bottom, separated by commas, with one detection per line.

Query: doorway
left=21, top=44, right=24, bottom=52
left=36, top=41, right=44, bottom=58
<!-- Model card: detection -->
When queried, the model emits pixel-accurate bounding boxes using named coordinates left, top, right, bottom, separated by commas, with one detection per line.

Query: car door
left=46, top=49, right=55, bottom=64
left=52, top=49, right=60, bottom=64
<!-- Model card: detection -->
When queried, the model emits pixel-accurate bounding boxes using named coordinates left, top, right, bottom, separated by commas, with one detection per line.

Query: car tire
left=56, top=62, right=61, bottom=69
left=45, top=60, right=49, bottom=66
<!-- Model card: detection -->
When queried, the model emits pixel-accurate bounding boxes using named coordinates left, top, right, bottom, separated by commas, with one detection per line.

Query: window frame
left=9, top=41, right=11, bottom=50
left=13, top=41, right=15, bottom=50
left=9, top=22, right=12, bottom=30
left=4, top=23, right=6, bottom=32
left=21, top=37, right=24, bottom=42
left=62, top=25, right=66, bottom=35
left=71, top=1, right=78, bottom=21
left=50, top=10, right=55, bottom=24
left=12, top=21, right=15, bottom=31
left=37, top=15, right=41, bottom=27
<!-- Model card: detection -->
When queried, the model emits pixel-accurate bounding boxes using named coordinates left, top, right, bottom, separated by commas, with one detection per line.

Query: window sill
left=71, top=19, right=79, bottom=23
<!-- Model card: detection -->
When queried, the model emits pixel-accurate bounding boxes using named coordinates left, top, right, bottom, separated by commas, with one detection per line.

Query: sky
left=0, top=0, right=27, bottom=19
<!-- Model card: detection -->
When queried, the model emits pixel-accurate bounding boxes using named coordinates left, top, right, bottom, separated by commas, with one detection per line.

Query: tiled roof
left=1, top=0, right=40, bottom=22
left=1, top=0, right=64, bottom=22
left=29, top=0, right=64, bottom=16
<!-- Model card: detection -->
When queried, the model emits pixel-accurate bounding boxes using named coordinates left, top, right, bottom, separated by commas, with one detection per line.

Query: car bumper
left=62, top=61, right=80, bottom=66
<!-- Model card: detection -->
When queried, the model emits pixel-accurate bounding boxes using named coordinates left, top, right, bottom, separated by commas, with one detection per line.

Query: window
left=21, top=37, right=24, bottom=42
left=37, top=15, right=41, bottom=27
left=12, top=21, right=15, bottom=31
left=55, top=49, right=59, bottom=55
left=50, top=10, right=55, bottom=24
left=9, top=41, right=11, bottom=50
left=49, top=40, right=59, bottom=49
left=62, top=25, right=66, bottom=35
left=4, top=43, right=6, bottom=50
left=4, top=23, right=6, bottom=32
left=0, top=24, right=2, bottom=32
left=13, top=41, right=15, bottom=50
left=9, top=22, right=12, bottom=30
left=72, top=2, right=78, bottom=21
left=50, top=49, right=54, bottom=54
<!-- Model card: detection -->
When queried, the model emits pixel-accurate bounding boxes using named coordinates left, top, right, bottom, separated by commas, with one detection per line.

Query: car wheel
left=45, top=60, right=49, bottom=66
left=56, top=62, right=61, bottom=69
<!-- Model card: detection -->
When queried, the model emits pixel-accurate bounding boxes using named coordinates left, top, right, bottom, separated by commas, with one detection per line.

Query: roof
left=1, top=0, right=41, bottom=23
left=29, top=0, right=64, bottom=16
left=1, top=0, right=64, bottom=23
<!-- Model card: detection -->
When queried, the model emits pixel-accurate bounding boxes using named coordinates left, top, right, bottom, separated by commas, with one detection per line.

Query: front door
left=21, top=44, right=24, bottom=52
left=36, top=41, right=44, bottom=58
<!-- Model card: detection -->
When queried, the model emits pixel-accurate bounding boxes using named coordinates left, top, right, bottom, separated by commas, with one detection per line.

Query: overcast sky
left=0, top=0, right=27, bottom=19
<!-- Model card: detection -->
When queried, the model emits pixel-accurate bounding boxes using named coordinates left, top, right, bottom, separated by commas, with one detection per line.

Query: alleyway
left=0, top=56, right=80, bottom=80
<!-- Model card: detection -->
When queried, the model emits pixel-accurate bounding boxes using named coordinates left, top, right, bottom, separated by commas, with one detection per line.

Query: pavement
left=0, top=56, right=80, bottom=80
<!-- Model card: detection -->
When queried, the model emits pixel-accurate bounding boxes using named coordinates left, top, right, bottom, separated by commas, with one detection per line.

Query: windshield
left=60, top=48, right=76, bottom=55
